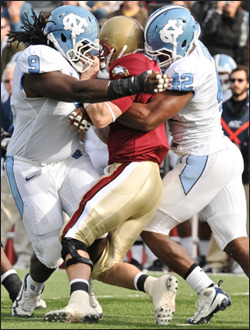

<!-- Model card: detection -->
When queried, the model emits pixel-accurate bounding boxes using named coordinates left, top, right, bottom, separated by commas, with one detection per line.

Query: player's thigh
left=145, top=148, right=243, bottom=234
left=201, top=174, right=248, bottom=251
left=167, top=150, right=241, bottom=217
left=92, top=209, right=160, bottom=280
left=6, top=160, right=64, bottom=267
left=151, top=155, right=217, bottom=222
left=65, top=161, right=162, bottom=246
left=60, top=152, right=99, bottom=217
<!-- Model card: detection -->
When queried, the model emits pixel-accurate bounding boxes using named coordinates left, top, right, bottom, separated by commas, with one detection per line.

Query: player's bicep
left=22, top=71, right=80, bottom=100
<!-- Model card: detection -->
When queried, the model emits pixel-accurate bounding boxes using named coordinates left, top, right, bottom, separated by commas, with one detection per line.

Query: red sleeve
left=111, top=95, right=136, bottom=113
left=109, top=53, right=160, bottom=113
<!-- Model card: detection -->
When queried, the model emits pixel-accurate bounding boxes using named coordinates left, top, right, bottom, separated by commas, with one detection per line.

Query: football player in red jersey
left=44, top=16, right=178, bottom=325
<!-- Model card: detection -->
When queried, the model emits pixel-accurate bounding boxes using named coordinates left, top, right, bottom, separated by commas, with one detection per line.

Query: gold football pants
left=60, top=161, right=163, bottom=280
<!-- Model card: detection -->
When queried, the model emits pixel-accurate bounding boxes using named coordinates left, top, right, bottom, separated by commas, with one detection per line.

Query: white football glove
left=68, top=111, right=92, bottom=132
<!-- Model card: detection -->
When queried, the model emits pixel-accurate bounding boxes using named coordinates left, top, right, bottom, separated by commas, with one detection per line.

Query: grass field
left=1, top=269, right=249, bottom=329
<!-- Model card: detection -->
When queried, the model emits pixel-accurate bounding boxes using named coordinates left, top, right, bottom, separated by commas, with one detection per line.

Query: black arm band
left=107, top=72, right=148, bottom=99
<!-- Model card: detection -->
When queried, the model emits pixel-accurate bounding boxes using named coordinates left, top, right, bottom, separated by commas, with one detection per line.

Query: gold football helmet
left=99, top=16, right=144, bottom=67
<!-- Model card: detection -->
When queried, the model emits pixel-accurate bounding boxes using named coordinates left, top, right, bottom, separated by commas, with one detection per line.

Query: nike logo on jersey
left=26, top=174, right=37, bottom=181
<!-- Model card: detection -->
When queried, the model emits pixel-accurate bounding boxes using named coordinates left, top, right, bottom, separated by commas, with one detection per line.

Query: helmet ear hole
left=61, top=33, right=67, bottom=42
left=182, top=40, right=186, bottom=47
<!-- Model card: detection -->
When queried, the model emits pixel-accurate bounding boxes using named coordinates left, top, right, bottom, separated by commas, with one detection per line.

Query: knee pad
left=61, top=237, right=93, bottom=270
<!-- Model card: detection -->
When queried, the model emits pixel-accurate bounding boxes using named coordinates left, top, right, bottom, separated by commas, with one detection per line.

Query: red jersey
left=108, top=53, right=169, bottom=166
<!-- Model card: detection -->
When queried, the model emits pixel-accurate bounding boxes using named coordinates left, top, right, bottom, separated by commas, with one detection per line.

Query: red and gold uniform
left=61, top=53, right=169, bottom=280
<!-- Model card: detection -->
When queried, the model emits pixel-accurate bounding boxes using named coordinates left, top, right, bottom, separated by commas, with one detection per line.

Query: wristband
left=104, top=102, right=116, bottom=122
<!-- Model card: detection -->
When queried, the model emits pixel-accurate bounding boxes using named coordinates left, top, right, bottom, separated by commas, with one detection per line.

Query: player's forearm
left=120, top=90, right=194, bottom=131
left=118, top=105, right=152, bottom=131
left=86, top=102, right=122, bottom=128
left=43, top=75, right=153, bottom=103
left=76, top=71, right=164, bottom=102
left=120, top=94, right=168, bottom=131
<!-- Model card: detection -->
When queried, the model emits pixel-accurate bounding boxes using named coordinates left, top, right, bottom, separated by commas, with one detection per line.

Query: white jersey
left=164, top=40, right=231, bottom=156
left=144, top=44, right=247, bottom=250
left=7, top=45, right=80, bottom=163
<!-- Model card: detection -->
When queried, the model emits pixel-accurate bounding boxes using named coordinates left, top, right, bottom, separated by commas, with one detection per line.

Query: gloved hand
left=1, top=128, right=11, bottom=150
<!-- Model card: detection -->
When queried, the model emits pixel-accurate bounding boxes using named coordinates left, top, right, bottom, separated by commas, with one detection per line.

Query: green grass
left=1, top=270, right=249, bottom=329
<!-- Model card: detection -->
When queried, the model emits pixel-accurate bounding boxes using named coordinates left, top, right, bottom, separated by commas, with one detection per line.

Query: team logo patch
left=63, top=13, right=88, bottom=35
left=112, top=66, right=129, bottom=78
left=159, top=19, right=184, bottom=46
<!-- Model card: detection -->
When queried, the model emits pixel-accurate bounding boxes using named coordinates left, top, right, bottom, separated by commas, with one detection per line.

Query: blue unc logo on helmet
left=145, top=5, right=200, bottom=69
left=44, top=5, right=99, bottom=73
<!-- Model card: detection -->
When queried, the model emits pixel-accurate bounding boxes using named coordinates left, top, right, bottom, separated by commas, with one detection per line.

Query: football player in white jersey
left=119, top=5, right=249, bottom=325
left=5, top=5, right=168, bottom=319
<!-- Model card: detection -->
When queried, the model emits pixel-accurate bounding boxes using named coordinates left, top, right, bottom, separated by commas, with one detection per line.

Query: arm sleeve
left=111, top=97, right=136, bottom=113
